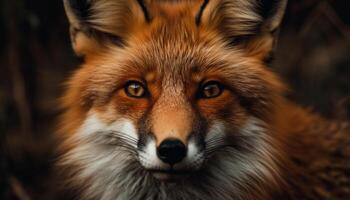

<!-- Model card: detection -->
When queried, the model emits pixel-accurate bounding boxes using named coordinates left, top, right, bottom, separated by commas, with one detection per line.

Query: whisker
left=205, top=137, right=225, bottom=144
left=204, top=133, right=260, bottom=156
left=107, top=131, right=138, bottom=142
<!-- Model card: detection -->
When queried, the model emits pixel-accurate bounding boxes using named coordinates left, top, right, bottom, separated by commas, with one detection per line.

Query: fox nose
left=157, top=139, right=187, bottom=165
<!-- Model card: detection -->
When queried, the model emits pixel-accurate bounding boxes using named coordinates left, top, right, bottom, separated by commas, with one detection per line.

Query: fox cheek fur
left=57, top=1, right=350, bottom=200
left=57, top=0, right=288, bottom=199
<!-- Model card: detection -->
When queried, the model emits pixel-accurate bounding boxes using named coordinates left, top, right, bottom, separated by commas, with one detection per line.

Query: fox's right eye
left=124, top=81, right=147, bottom=98
left=198, top=81, right=223, bottom=99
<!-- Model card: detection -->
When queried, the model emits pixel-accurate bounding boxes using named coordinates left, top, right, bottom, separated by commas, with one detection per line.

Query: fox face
left=59, top=0, right=288, bottom=199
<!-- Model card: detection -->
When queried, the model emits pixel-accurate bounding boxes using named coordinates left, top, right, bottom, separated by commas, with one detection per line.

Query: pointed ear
left=199, top=0, right=288, bottom=61
left=63, top=0, right=150, bottom=56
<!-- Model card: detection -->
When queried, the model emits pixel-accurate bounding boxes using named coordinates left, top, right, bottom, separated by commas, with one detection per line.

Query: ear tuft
left=257, top=0, right=288, bottom=33
left=64, top=0, right=93, bottom=31
left=199, top=0, right=288, bottom=60
left=63, top=0, right=149, bottom=56
left=200, top=0, right=287, bottom=37
left=68, top=0, right=92, bottom=20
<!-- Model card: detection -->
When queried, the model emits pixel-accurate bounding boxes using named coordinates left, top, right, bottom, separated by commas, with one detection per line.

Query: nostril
left=157, top=139, right=187, bottom=165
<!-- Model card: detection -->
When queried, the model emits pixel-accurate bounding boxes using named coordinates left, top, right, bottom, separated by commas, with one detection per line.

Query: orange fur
left=57, top=1, right=350, bottom=199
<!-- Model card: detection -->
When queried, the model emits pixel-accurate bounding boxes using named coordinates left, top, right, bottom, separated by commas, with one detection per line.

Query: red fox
left=57, top=0, right=350, bottom=199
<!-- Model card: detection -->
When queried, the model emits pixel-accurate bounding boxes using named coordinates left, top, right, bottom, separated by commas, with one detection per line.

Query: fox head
left=59, top=0, right=288, bottom=199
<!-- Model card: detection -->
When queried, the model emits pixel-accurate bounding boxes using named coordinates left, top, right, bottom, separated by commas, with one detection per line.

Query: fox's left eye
left=124, top=81, right=147, bottom=98
left=199, top=81, right=223, bottom=99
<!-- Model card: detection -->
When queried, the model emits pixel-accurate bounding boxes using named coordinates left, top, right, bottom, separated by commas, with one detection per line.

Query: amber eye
left=199, top=81, right=223, bottom=99
left=124, top=81, right=147, bottom=98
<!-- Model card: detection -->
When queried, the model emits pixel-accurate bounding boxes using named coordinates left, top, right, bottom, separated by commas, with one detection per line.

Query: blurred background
left=0, top=0, right=349, bottom=199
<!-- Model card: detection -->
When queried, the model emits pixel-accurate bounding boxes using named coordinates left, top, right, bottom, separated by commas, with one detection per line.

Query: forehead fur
left=87, top=12, right=257, bottom=78
left=63, top=1, right=285, bottom=119
left=81, top=24, right=247, bottom=97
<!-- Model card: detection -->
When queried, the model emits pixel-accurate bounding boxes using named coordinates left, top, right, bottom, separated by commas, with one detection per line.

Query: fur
left=57, top=1, right=350, bottom=199
left=60, top=111, right=281, bottom=200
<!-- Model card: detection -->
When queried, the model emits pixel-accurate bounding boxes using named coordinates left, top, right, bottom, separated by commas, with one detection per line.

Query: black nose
left=157, top=139, right=187, bottom=165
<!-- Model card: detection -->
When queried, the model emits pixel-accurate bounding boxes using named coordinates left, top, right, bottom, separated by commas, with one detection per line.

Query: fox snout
left=134, top=86, right=206, bottom=175
left=137, top=94, right=207, bottom=178
left=138, top=132, right=206, bottom=181
left=157, top=138, right=187, bottom=165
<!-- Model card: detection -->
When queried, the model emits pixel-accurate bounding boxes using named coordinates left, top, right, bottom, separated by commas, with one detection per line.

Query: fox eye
left=199, top=81, right=223, bottom=99
left=124, top=81, right=147, bottom=98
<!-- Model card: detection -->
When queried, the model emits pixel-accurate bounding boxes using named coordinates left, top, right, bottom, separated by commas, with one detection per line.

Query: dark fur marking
left=226, top=36, right=252, bottom=47
left=137, top=0, right=152, bottom=22
left=86, top=29, right=125, bottom=47
left=68, top=0, right=92, bottom=21
left=137, top=108, right=154, bottom=149
left=195, top=0, right=210, bottom=25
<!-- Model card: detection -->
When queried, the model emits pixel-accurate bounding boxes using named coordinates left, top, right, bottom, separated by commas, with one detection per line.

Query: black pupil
left=129, top=83, right=143, bottom=96
left=204, top=83, right=220, bottom=97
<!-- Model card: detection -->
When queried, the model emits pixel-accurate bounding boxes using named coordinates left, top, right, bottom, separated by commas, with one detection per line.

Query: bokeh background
left=1, top=0, right=349, bottom=199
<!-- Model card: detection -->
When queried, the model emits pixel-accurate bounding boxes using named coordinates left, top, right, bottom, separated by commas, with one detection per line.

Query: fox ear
left=63, top=0, right=150, bottom=56
left=198, top=0, right=288, bottom=61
